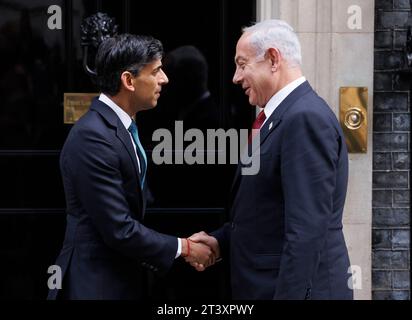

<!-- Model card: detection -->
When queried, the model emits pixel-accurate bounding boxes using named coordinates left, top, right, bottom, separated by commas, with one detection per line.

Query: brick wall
left=373, top=0, right=411, bottom=300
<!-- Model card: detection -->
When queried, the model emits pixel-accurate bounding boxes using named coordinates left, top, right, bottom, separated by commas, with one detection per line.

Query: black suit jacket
left=213, top=81, right=353, bottom=300
left=48, top=98, right=177, bottom=300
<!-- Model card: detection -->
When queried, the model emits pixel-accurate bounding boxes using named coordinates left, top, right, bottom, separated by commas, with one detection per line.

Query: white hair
left=243, top=19, right=302, bottom=67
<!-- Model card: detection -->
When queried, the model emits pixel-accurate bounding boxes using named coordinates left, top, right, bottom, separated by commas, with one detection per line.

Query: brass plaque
left=339, top=87, right=368, bottom=153
left=64, top=93, right=98, bottom=124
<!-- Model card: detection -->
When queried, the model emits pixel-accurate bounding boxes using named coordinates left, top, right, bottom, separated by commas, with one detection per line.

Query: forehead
left=235, top=34, right=257, bottom=62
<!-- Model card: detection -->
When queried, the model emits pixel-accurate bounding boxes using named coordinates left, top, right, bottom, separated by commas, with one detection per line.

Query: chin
left=139, top=104, right=156, bottom=112
left=249, top=98, right=257, bottom=106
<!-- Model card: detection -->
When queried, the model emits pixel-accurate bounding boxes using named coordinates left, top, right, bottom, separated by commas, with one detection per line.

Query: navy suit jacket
left=48, top=98, right=177, bottom=300
left=213, top=81, right=353, bottom=300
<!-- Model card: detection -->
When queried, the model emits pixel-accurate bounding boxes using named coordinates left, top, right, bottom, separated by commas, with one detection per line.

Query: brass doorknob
left=339, top=87, right=368, bottom=153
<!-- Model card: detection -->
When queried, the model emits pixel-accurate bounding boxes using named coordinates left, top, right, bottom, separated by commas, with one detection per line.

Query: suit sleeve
left=64, top=126, right=177, bottom=275
left=274, top=110, right=340, bottom=299
left=210, top=222, right=231, bottom=260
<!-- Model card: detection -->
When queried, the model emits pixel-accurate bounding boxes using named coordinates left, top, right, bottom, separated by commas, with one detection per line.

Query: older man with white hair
left=188, top=19, right=353, bottom=300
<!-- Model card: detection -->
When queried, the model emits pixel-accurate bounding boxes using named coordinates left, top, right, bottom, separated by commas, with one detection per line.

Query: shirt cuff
left=175, top=238, right=182, bottom=259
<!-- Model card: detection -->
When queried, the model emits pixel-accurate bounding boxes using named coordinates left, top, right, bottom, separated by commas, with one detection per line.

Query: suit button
left=231, top=222, right=236, bottom=229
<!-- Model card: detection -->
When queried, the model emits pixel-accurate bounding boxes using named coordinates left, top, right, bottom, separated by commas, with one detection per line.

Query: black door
left=0, top=0, right=255, bottom=299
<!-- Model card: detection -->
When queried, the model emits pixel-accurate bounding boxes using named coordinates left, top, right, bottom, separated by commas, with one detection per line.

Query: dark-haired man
left=48, top=34, right=213, bottom=300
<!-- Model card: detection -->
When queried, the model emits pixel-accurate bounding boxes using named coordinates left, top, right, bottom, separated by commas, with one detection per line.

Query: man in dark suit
left=48, top=34, right=213, bottom=300
left=188, top=19, right=353, bottom=300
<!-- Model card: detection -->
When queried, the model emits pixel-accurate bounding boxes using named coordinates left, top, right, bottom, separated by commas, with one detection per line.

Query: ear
left=266, top=48, right=281, bottom=72
left=120, top=71, right=135, bottom=92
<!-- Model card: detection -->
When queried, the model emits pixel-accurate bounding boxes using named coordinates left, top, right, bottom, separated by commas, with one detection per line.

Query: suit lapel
left=90, top=98, right=144, bottom=201
left=116, top=125, right=144, bottom=188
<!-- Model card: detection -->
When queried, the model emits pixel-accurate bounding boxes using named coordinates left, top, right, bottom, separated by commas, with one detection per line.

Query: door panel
left=0, top=0, right=256, bottom=299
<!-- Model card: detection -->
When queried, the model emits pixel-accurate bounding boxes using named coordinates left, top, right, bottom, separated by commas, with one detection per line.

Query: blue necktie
left=128, top=120, right=147, bottom=188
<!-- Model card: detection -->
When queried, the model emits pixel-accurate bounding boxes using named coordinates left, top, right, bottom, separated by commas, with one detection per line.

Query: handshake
left=181, top=231, right=220, bottom=271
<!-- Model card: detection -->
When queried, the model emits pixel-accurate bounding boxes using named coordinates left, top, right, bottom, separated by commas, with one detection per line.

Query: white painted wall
left=257, top=0, right=374, bottom=300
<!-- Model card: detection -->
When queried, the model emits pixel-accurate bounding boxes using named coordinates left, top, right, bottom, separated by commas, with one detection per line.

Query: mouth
left=244, top=88, right=250, bottom=96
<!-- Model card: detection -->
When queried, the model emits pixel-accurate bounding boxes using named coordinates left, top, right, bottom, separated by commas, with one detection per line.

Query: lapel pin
left=269, top=122, right=273, bottom=130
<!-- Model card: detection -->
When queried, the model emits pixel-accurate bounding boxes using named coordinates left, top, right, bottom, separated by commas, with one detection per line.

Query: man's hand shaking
left=182, top=231, right=221, bottom=271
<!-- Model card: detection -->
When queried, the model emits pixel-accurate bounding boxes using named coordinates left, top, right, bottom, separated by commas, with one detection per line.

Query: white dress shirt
left=261, top=76, right=306, bottom=126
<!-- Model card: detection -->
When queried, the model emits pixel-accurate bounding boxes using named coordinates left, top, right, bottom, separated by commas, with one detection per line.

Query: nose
left=232, top=68, right=242, bottom=85
left=159, top=69, right=169, bottom=85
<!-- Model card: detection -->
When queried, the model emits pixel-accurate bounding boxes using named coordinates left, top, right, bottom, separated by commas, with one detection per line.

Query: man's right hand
left=181, top=237, right=214, bottom=271
left=186, top=231, right=221, bottom=271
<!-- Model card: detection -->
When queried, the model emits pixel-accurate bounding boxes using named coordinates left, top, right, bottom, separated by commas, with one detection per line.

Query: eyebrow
left=153, top=64, right=163, bottom=71
left=235, top=56, right=246, bottom=64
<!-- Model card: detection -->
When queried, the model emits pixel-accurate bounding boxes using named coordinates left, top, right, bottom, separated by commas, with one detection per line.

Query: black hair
left=94, top=33, right=163, bottom=95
